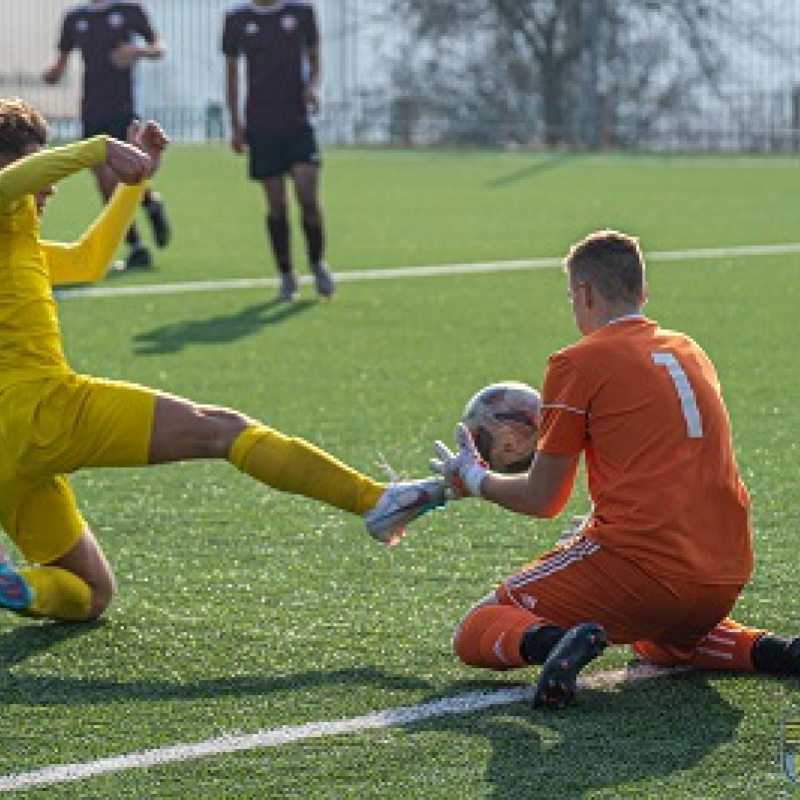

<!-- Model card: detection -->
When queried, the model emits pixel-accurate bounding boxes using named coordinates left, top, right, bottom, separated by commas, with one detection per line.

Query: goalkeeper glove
left=430, top=422, right=489, bottom=498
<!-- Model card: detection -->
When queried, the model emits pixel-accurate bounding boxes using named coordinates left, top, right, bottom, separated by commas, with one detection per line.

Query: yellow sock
left=19, top=566, right=92, bottom=621
left=229, top=425, right=384, bottom=514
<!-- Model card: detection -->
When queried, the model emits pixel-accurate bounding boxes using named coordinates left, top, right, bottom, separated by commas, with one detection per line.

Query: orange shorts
left=496, top=536, right=743, bottom=648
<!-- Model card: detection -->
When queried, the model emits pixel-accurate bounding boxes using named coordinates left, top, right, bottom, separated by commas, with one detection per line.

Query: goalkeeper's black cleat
left=532, top=622, right=609, bottom=710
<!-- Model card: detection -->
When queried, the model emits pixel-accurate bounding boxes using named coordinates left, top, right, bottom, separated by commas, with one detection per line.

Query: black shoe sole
left=532, top=622, right=609, bottom=710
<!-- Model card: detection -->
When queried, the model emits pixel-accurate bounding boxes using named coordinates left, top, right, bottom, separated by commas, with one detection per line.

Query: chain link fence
left=2, top=1, right=800, bottom=151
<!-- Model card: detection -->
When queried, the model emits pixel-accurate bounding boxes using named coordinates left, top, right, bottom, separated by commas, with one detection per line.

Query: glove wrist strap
left=462, top=462, right=488, bottom=497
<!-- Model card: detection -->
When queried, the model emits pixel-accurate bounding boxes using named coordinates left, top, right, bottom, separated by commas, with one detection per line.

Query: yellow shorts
left=0, top=373, right=156, bottom=564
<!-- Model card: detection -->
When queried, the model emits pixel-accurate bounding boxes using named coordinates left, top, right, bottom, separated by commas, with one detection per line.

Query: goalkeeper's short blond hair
left=563, top=229, right=646, bottom=305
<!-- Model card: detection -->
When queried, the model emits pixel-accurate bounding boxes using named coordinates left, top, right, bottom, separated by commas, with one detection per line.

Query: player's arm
left=42, top=51, right=70, bottom=85
left=482, top=451, right=579, bottom=517
left=111, top=7, right=165, bottom=68
left=44, top=183, right=146, bottom=285
left=46, top=123, right=166, bottom=285
left=0, top=137, right=107, bottom=208
left=110, top=39, right=165, bottom=69
left=305, top=44, right=321, bottom=114
left=225, top=55, right=245, bottom=153
left=432, top=423, right=579, bottom=517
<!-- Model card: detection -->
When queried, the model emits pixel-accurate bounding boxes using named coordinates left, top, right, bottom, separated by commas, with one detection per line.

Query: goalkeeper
left=432, top=229, right=799, bottom=710
left=0, top=97, right=443, bottom=623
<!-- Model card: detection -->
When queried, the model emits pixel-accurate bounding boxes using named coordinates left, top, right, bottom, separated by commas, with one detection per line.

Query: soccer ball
left=462, top=381, right=542, bottom=473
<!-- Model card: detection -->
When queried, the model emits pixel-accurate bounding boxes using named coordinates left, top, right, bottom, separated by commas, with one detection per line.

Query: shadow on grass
left=0, top=623, right=747, bottom=794
left=132, top=298, right=314, bottom=355
left=0, top=621, right=430, bottom=702
left=408, top=671, right=744, bottom=797
left=485, top=152, right=577, bottom=189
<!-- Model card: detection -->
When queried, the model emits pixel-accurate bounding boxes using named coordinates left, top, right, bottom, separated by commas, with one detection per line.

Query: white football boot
left=363, top=477, right=447, bottom=545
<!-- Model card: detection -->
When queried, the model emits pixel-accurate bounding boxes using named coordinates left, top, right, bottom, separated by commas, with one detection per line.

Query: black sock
left=751, top=634, right=800, bottom=675
left=266, top=214, right=292, bottom=273
left=125, top=225, right=141, bottom=248
left=519, top=623, right=566, bottom=665
left=302, top=218, right=324, bottom=266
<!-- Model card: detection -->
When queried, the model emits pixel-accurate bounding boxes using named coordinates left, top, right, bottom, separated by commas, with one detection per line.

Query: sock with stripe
left=454, top=604, right=547, bottom=670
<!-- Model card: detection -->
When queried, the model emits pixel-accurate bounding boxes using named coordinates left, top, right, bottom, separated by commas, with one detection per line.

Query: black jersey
left=222, top=1, right=319, bottom=133
left=58, top=1, right=157, bottom=124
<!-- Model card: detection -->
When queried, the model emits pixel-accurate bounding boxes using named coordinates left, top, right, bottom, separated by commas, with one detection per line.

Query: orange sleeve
left=537, top=353, right=588, bottom=456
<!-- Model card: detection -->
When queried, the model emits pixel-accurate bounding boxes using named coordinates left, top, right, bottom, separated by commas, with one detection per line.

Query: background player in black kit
left=223, top=0, right=335, bottom=301
left=43, top=0, right=171, bottom=272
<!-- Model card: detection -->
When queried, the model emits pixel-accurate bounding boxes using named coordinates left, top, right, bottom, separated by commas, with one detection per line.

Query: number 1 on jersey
left=651, top=352, right=704, bottom=438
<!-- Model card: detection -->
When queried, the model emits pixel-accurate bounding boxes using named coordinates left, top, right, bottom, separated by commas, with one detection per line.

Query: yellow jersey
left=0, top=136, right=144, bottom=389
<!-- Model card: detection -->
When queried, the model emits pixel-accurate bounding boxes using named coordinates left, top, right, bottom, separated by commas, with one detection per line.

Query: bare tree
left=383, top=0, right=777, bottom=148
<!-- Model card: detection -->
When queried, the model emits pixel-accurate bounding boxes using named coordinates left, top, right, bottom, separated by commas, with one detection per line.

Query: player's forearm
left=225, top=59, right=242, bottom=128
left=480, top=473, right=564, bottom=517
left=0, top=137, right=106, bottom=208
left=46, top=183, right=146, bottom=286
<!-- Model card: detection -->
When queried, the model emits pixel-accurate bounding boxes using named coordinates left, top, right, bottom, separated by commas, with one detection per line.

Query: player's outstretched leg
left=532, top=622, right=609, bottom=710
left=363, top=478, right=446, bottom=545
left=0, top=548, right=33, bottom=612
left=228, top=424, right=446, bottom=544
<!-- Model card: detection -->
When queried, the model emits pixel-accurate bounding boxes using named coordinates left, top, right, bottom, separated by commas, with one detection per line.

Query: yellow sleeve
left=0, top=136, right=107, bottom=210
left=45, top=182, right=146, bottom=286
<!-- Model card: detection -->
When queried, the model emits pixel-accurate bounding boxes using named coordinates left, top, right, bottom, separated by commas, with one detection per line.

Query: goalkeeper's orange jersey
left=0, top=137, right=144, bottom=389
left=537, top=315, right=752, bottom=586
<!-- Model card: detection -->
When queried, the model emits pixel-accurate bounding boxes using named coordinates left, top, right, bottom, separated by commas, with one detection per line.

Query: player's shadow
left=132, top=298, right=314, bottom=355
left=0, top=624, right=745, bottom=795
left=408, top=672, right=744, bottom=798
left=485, top=152, right=576, bottom=189
left=0, top=620, right=432, bottom=704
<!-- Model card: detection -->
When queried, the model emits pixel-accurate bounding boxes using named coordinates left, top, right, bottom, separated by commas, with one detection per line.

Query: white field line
left=0, top=663, right=689, bottom=791
left=53, top=241, right=800, bottom=301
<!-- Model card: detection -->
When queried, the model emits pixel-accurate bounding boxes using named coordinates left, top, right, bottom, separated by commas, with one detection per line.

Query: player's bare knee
left=88, top=574, right=117, bottom=619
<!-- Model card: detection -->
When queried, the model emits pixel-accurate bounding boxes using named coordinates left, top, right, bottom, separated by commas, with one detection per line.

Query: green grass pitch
left=2, top=144, right=800, bottom=798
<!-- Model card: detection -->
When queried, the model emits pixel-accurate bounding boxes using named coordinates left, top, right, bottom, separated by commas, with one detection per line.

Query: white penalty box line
left=53, top=241, right=800, bottom=301
left=0, top=663, right=688, bottom=791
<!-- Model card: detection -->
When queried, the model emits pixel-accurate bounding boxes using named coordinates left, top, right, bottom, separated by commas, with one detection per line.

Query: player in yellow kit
left=0, top=97, right=444, bottom=623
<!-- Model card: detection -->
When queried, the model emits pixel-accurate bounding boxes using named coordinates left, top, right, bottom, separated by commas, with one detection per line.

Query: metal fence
left=2, top=1, right=800, bottom=151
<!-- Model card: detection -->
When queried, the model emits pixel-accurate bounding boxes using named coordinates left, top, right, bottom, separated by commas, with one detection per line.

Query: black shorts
left=247, top=124, right=321, bottom=180
left=83, top=113, right=138, bottom=141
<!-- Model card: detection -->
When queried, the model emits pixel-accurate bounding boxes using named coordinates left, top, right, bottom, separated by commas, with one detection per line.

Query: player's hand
left=430, top=422, right=489, bottom=498
left=105, top=137, right=152, bottom=185
left=42, top=66, right=61, bottom=85
left=129, top=120, right=169, bottom=178
left=230, top=122, right=246, bottom=154
left=110, top=42, right=141, bottom=69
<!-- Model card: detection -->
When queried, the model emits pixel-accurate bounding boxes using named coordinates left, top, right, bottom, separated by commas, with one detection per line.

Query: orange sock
left=633, top=617, right=763, bottom=672
left=689, top=618, right=763, bottom=672
left=454, top=604, right=542, bottom=670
